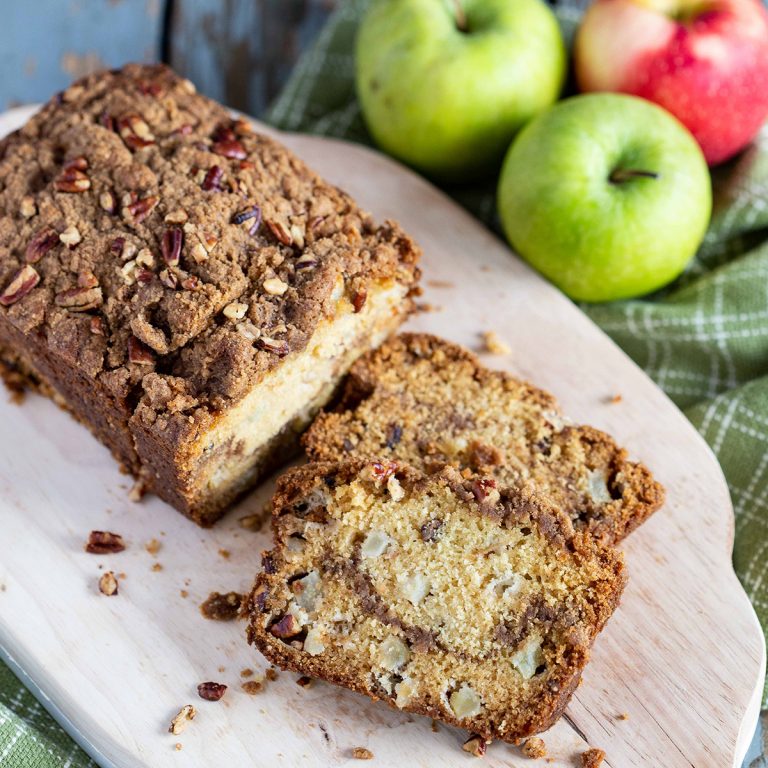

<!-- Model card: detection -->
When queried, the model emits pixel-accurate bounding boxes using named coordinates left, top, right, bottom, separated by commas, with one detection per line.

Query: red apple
left=574, top=0, right=768, bottom=165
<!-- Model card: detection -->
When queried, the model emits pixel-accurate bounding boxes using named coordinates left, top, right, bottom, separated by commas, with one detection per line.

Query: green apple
left=497, top=94, right=712, bottom=302
left=355, top=0, right=565, bottom=182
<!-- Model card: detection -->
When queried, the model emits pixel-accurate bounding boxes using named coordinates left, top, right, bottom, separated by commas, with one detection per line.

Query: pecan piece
left=55, top=286, right=103, bottom=311
left=266, top=220, right=292, bottom=246
left=90, top=316, right=105, bottom=335
left=470, top=477, right=498, bottom=503
left=199, top=591, right=243, bottom=621
left=461, top=735, right=487, bottom=757
left=98, top=571, right=118, bottom=596
left=0, top=265, right=40, bottom=306
left=257, top=336, right=289, bottom=356
left=168, top=705, right=196, bottom=735
left=124, top=195, right=159, bottom=224
left=231, top=205, right=261, bottom=234
left=352, top=288, right=367, bottom=313
left=212, top=138, right=246, bottom=159
left=269, top=614, right=300, bottom=638
left=370, top=460, right=398, bottom=482
left=201, top=165, right=223, bottom=191
left=161, top=227, right=183, bottom=266
left=85, top=530, right=125, bottom=554
left=55, top=157, right=90, bottom=193
left=127, top=336, right=155, bottom=365
left=159, top=268, right=178, bottom=289
left=197, top=682, right=227, bottom=702
left=25, top=227, right=59, bottom=263
left=420, top=518, right=444, bottom=543
left=118, top=114, right=156, bottom=150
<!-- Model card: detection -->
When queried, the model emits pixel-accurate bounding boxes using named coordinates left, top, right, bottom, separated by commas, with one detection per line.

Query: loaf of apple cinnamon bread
left=304, top=334, right=663, bottom=544
left=0, top=64, right=420, bottom=525
left=247, top=459, right=626, bottom=743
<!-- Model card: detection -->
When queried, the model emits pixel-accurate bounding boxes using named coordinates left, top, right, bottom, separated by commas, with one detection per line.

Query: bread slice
left=303, top=334, right=663, bottom=544
left=247, top=459, right=626, bottom=743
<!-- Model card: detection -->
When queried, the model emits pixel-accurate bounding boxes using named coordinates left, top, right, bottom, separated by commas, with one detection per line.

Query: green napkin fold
left=2, top=2, right=767, bottom=766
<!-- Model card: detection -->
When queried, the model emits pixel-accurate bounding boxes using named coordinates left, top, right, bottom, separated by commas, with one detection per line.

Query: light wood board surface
left=0, top=105, right=763, bottom=768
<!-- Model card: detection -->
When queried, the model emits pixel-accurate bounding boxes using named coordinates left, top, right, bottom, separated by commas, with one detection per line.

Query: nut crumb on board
left=462, top=734, right=487, bottom=757
left=242, top=680, right=263, bottom=695
left=128, top=478, right=146, bottom=502
left=431, top=720, right=439, bottom=733
left=296, top=676, right=313, bottom=688
left=522, top=737, right=547, bottom=758
left=85, top=531, right=125, bottom=554
left=240, top=668, right=254, bottom=678
left=608, top=393, right=623, bottom=404
left=265, top=668, right=279, bottom=681
left=151, top=562, right=163, bottom=572
left=197, top=682, right=227, bottom=701
left=180, top=589, right=188, bottom=599
left=482, top=330, right=511, bottom=355
left=617, top=712, right=629, bottom=721
left=168, top=705, right=195, bottom=735
left=218, top=548, right=231, bottom=559
left=174, top=743, right=182, bottom=751
left=98, top=571, right=118, bottom=596
left=580, top=748, right=606, bottom=768
left=145, top=538, right=161, bottom=555
left=238, top=513, right=265, bottom=532
left=200, top=591, right=244, bottom=620
left=352, top=747, right=374, bottom=760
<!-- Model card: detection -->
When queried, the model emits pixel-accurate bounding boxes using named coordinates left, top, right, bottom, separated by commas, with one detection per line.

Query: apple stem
left=452, top=0, right=468, bottom=32
left=609, top=169, right=659, bottom=184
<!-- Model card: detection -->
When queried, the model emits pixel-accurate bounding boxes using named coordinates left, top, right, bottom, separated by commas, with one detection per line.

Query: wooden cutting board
left=0, top=106, right=763, bottom=768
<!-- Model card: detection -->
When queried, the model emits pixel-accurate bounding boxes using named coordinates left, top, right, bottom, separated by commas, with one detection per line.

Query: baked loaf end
left=0, top=64, right=420, bottom=524
left=247, top=460, right=626, bottom=743
left=304, top=333, right=663, bottom=544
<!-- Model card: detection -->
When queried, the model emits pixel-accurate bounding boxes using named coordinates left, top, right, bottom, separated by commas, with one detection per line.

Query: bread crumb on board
left=522, top=736, right=547, bottom=758
left=462, top=734, right=488, bottom=757
left=98, top=571, right=119, bottom=596
left=580, top=747, right=606, bottom=767
left=241, top=680, right=264, bottom=695
left=352, top=747, right=374, bottom=760
left=482, top=330, right=511, bottom=355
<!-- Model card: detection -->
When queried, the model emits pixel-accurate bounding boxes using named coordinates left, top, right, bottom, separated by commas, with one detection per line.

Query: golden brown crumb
left=351, top=747, right=374, bottom=760
left=241, top=680, right=263, bottom=695
left=482, top=330, right=511, bottom=355
left=522, top=737, right=547, bottom=758
left=179, top=589, right=188, bottom=599
left=218, top=549, right=231, bottom=559
left=240, top=668, right=254, bottom=678
left=608, top=394, right=622, bottom=404
left=174, top=743, right=182, bottom=751
left=462, top=735, right=487, bottom=757
left=128, top=478, right=146, bottom=502
left=431, top=720, right=439, bottom=733
left=217, top=666, right=225, bottom=673
left=151, top=562, right=163, bottom=572
left=617, top=712, right=629, bottom=721
left=118, top=572, right=127, bottom=579
left=265, top=668, right=279, bottom=681
left=296, top=676, right=313, bottom=688
left=145, top=538, right=161, bottom=555
left=238, top=513, right=265, bottom=532
left=580, top=748, right=606, bottom=768
left=98, top=571, right=118, bottom=596
left=168, top=705, right=195, bottom=735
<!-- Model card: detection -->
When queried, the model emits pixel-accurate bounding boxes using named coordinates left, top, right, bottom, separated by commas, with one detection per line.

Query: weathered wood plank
left=169, top=0, right=338, bottom=116
left=0, top=0, right=164, bottom=110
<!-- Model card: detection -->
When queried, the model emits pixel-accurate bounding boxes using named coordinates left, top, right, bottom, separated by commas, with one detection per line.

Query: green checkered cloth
left=3, top=2, right=768, bottom=766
